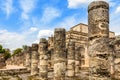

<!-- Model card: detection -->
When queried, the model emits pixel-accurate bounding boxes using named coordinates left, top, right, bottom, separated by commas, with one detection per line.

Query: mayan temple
left=0, top=0, right=120, bottom=80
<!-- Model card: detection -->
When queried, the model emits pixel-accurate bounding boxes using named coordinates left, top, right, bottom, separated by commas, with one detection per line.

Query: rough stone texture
left=75, top=47, right=81, bottom=76
left=67, top=41, right=75, bottom=79
left=0, top=68, right=29, bottom=76
left=88, top=1, right=109, bottom=39
left=48, top=36, right=54, bottom=50
left=110, top=36, right=120, bottom=79
left=31, top=44, right=39, bottom=75
left=88, top=1, right=114, bottom=80
left=53, top=28, right=66, bottom=80
left=0, top=54, right=6, bottom=69
left=25, top=46, right=32, bottom=71
left=38, top=38, right=48, bottom=80
left=89, top=38, right=114, bottom=80
left=6, top=52, right=26, bottom=66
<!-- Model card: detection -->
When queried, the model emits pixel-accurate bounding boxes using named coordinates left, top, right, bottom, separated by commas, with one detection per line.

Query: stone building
left=66, top=23, right=115, bottom=69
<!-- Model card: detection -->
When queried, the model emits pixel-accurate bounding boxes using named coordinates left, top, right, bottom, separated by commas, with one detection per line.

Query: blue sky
left=0, top=0, right=120, bottom=50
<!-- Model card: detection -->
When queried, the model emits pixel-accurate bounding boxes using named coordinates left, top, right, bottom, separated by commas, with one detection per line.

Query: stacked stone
left=53, top=28, right=66, bottom=80
left=25, top=46, right=31, bottom=71
left=88, top=1, right=114, bottom=80
left=0, top=54, right=6, bottom=69
left=110, top=36, right=120, bottom=79
left=75, top=47, right=80, bottom=76
left=31, top=44, right=39, bottom=75
left=48, top=48, right=53, bottom=71
left=67, top=41, right=75, bottom=79
left=38, top=38, right=48, bottom=80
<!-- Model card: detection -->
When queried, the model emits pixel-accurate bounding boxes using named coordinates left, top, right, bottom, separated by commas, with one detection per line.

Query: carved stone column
left=67, top=41, right=75, bottom=79
left=38, top=38, right=48, bottom=80
left=25, top=46, right=31, bottom=71
left=75, top=47, right=80, bottom=76
left=53, top=28, right=66, bottom=80
left=31, top=44, right=39, bottom=75
left=88, top=1, right=114, bottom=80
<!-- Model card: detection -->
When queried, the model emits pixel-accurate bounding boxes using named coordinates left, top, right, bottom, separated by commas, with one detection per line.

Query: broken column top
left=32, top=44, right=38, bottom=51
left=40, top=38, right=47, bottom=43
left=88, top=1, right=109, bottom=11
left=26, top=46, right=32, bottom=52
left=55, top=28, right=65, bottom=32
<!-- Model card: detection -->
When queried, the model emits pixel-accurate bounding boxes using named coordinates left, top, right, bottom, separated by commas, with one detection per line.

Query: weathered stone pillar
left=31, top=44, right=39, bottom=75
left=38, top=38, right=48, bottom=80
left=48, top=48, right=53, bottom=70
left=25, top=46, right=31, bottom=71
left=88, top=1, right=114, bottom=80
left=110, top=36, right=120, bottom=79
left=67, top=41, right=75, bottom=79
left=75, top=47, right=80, bottom=76
left=53, top=28, right=66, bottom=80
left=88, top=1, right=109, bottom=38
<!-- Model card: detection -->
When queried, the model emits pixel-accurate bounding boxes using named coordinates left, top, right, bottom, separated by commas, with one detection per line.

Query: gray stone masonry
left=38, top=38, right=48, bottom=80
left=53, top=28, right=66, bottom=80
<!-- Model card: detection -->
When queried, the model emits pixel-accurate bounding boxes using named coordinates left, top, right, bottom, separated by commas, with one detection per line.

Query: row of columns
left=25, top=28, right=81, bottom=80
left=25, top=1, right=115, bottom=80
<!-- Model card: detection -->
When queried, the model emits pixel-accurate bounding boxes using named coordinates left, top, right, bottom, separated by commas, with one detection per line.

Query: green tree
left=4, top=49, right=11, bottom=60
left=12, top=48, right=22, bottom=56
left=0, top=45, right=2, bottom=50
left=0, top=45, right=5, bottom=53
left=22, top=45, right=27, bottom=51
left=0, top=45, right=11, bottom=60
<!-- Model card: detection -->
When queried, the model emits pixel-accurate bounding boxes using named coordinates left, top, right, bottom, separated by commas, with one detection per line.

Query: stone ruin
left=1, top=1, right=120, bottom=80
left=0, top=54, right=6, bottom=69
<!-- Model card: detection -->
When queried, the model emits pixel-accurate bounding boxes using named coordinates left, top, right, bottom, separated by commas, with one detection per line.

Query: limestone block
left=67, top=70, right=75, bottom=77
left=40, top=60, right=47, bottom=65
left=39, top=55, right=48, bottom=60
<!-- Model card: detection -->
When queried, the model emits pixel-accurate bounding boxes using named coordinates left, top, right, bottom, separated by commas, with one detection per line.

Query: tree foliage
left=22, top=45, right=27, bottom=51
left=0, top=45, right=5, bottom=53
left=4, top=49, right=11, bottom=60
left=0, top=45, right=11, bottom=60
left=12, top=48, right=22, bottom=56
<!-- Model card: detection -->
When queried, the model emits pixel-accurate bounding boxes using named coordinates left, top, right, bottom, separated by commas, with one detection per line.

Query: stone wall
left=0, top=54, right=6, bottom=69
left=6, top=52, right=26, bottom=66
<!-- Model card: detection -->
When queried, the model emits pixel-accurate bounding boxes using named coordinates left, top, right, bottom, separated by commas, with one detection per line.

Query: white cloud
left=37, top=30, right=53, bottom=39
left=20, top=0, right=37, bottom=20
left=1, top=0, right=13, bottom=18
left=30, top=27, right=38, bottom=32
left=41, top=7, right=61, bottom=23
left=0, top=27, right=39, bottom=50
left=0, top=29, right=25, bottom=50
left=56, top=16, right=78, bottom=30
left=115, top=6, right=120, bottom=13
left=67, top=0, right=113, bottom=8
left=54, top=14, right=87, bottom=30
left=67, top=0, right=88, bottom=8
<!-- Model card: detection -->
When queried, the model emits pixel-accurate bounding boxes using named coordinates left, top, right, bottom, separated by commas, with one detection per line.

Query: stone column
left=88, top=1, right=114, bottom=80
left=67, top=41, right=75, bottom=79
left=110, top=36, right=119, bottom=79
left=75, top=47, right=80, bottom=76
left=38, top=38, right=48, bottom=80
left=53, top=28, right=66, bottom=80
left=25, top=46, right=31, bottom=71
left=31, top=44, right=39, bottom=75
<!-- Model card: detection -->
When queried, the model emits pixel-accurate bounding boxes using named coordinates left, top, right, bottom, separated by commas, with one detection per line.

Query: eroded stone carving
left=53, top=28, right=66, bottom=80
left=31, top=44, right=39, bottom=75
